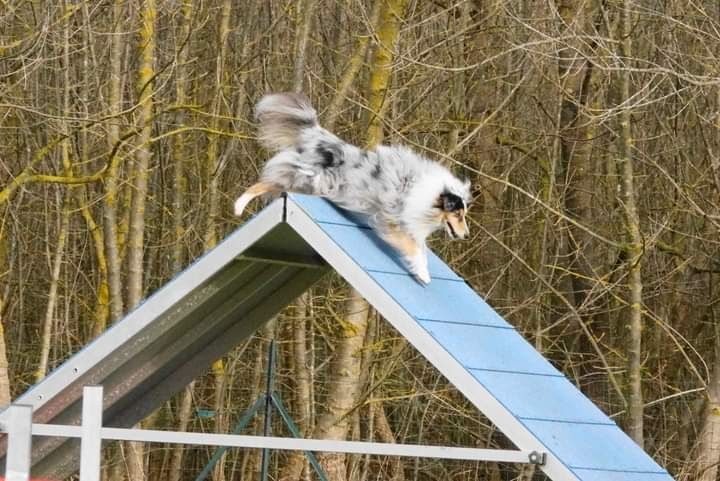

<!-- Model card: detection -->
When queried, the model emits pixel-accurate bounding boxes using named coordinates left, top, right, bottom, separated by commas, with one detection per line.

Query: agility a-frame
left=0, top=194, right=674, bottom=481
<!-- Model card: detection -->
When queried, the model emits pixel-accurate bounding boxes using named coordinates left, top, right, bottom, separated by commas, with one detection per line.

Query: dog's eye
left=440, top=192, right=464, bottom=212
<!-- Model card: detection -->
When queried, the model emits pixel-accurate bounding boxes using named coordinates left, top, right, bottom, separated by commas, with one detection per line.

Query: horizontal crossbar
left=30, top=424, right=542, bottom=465
left=238, top=249, right=327, bottom=269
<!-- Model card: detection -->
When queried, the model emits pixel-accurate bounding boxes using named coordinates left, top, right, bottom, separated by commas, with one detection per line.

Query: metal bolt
left=528, top=451, right=546, bottom=465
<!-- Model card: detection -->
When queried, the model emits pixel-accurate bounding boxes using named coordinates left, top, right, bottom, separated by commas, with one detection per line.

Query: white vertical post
left=79, top=385, right=104, bottom=481
left=4, top=404, right=33, bottom=481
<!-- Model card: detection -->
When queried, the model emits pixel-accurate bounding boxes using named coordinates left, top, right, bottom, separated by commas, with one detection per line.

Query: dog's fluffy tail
left=255, top=93, right=318, bottom=152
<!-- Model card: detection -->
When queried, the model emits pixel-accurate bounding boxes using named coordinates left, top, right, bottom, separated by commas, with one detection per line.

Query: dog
left=234, top=93, right=471, bottom=284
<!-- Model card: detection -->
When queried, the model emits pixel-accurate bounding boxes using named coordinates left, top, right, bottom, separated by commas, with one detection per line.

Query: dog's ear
left=470, top=186, right=482, bottom=203
left=438, top=192, right=464, bottom=212
left=463, top=179, right=473, bottom=203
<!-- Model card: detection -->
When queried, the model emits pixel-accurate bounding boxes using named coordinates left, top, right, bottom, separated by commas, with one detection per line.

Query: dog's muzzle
left=446, top=221, right=468, bottom=240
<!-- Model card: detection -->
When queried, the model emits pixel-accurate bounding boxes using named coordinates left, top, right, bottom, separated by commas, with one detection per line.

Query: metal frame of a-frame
left=0, top=194, right=675, bottom=481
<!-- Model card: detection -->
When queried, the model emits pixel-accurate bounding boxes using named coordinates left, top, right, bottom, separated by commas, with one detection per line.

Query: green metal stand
left=195, top=341, right=329, bottom=481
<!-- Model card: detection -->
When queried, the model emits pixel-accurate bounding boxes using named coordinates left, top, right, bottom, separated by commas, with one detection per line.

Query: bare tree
left=691, top=332, right=720, bottom=481
left=103, top=0, right=127, bottom=323
left=613, top=0, right=645, bottom=447
left=124, top=0, right=158, bottom=478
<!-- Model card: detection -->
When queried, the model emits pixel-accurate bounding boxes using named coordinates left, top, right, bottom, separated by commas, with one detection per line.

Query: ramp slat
left=417, top=321, right=558, bottom=375
left=366, top=272, right=511, bottom=327
left=571, top=469, right=674, bottom=481
left=468, top=371, right=613, bottom=425
left=520, top=419, right=667, bottom=473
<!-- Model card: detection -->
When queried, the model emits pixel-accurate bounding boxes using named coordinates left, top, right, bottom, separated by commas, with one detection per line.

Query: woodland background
left=1, top=0, right=719, bottom=480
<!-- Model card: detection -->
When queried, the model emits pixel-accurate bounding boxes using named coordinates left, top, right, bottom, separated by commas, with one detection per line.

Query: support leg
left=193, top=397, right=265, bottom=481
left=271, top=393, right=330, bottom=481
left=4, top=404, right=32, bottom=481
left=260, top=341, right=277, bottom=481
left=80, top=386, right=104, bottom=481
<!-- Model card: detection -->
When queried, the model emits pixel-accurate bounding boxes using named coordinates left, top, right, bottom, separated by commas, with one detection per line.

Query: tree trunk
left=37, top=15, right=73, bottom=381
left=692, top=329, right=720, bottom=481
left=0, top=320, right=9, bottom=406
left=553, top=0, right=599, bottom=311
left=615, top=0, right=644, bottom=447
left=365, top=0, right=408, bottom=147
left=292, top=0, right=315, bottom=92
left=313, top=292, right=370, bottom=481
left=201, top=4, right=233, bottom=480
left=0, top=229, right=11, bottom=404
left=278, top=5, right=317, bottom=479
left=372, top=401, right=404, bottom=481
left=166, top=3, right=194, bottom=481
left=279, top=293, right=313, bottom=481
left=104, top=0, right=126, bottom=323
left=125, top=0, right=157, bottom=478
left=324, top=0, right=382, bottom=130
left=167, top=381, right=195, bottom=481
left=170, top=0, right=193, bottom=276
left=36, top=198, right=70, bottom=381
left=202, top=0, right=232, bottom=251
left=211, top=359, right=228, bottom=481
left=126, top=0, right=156, bottom=310
left=78, top=191, right=110, bottom=338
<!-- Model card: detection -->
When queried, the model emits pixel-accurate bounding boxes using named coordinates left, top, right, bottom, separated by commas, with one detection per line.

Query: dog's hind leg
left=378, top=228, right=430, bottom=285
left=234, top=182, right=280, bottom=216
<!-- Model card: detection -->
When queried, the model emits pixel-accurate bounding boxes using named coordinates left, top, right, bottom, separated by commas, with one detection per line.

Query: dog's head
left=436, top=187, right=470, bottom=240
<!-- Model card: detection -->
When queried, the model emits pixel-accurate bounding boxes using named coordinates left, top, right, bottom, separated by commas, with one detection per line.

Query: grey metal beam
left=29, top=422, right=536, bottom=464
left=239, top=249, right=327, bottom=269
left=27, top=418, right=541, bottom=465
left=32, top=424, right=81, bottom=437
left=101, top=262, right=294, bottom=424
left=103, top=428, right=536, bottom=464
left=98, top=427, right=534, bottom=464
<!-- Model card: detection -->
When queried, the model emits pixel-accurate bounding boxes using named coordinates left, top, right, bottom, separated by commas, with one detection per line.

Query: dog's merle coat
left=236, top=93, right=471, bottom=284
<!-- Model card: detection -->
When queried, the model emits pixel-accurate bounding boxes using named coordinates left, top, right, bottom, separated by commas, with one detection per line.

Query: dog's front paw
left=408, top=251, right=431, bottom=285
left=415, top=266, right=431, bottom=285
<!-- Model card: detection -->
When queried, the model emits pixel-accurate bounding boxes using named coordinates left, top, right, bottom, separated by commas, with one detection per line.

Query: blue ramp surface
left=286, top=194, right=674, bottom=481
